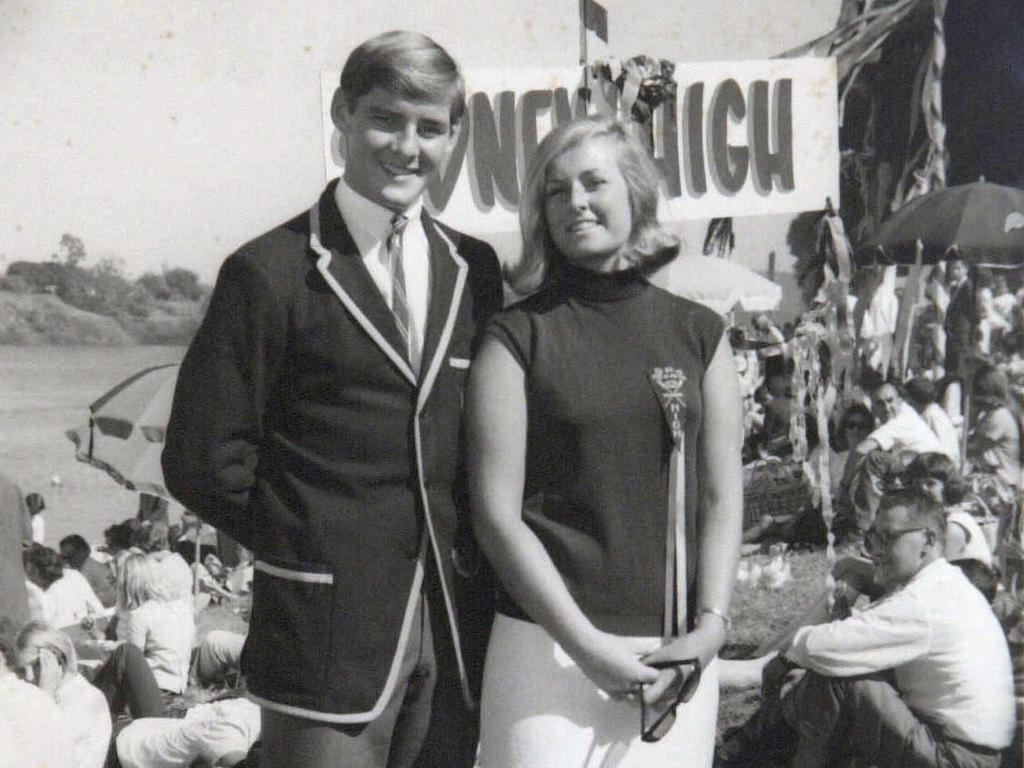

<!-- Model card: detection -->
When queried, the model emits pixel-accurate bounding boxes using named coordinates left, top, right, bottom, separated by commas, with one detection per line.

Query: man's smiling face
left=334, top=86, right=458, bottom=213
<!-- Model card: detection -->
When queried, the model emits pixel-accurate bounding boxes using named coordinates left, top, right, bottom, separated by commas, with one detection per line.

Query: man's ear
left=330, top=89, right=349, bottom=133
left=923, top=529, right=937, bottom=552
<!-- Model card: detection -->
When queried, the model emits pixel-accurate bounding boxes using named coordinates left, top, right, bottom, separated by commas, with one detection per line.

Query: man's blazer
left=162, top=180, right=503, bottom=722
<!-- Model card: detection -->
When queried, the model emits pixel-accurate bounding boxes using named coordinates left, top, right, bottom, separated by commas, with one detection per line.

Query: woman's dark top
left=485, top=264, right=724, bottom=636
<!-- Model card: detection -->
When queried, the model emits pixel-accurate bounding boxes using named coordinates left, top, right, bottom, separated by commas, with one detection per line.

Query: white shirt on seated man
left=860, top=383, right=949, bottom=460
left=772, top=489, right=1015, bottom=767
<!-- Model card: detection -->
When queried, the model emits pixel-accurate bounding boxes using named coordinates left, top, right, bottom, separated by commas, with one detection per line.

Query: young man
left=837, top=382, right=948, bottom=537
left=943, top=256, right=977, bottom=383
left=59, top=534, right=117, bottom=608
left=722, top=489, right=1016, bottom=768
left=903, top=377, right=960, bottom=464
left=162, top=31, right=503, bottom=768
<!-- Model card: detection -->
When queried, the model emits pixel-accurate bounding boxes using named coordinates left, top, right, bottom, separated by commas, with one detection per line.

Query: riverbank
left=0, top=291, right=202, bottom=345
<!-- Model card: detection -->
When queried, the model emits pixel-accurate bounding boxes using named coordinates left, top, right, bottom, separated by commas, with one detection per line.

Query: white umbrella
left=651, top=254, right=782, bottom=315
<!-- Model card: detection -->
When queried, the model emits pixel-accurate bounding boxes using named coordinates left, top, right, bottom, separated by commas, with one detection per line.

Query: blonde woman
left=15, top=620, right=112, bottom=768
left=469, top=118, right=743, bottom=767
left=115, top=553, right=195, bottom=694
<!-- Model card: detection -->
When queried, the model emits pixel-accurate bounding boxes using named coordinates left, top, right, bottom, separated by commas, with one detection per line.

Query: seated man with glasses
left=721, top=488, right=1015, bottom=768
left=836, top=382, right=950, bottom=542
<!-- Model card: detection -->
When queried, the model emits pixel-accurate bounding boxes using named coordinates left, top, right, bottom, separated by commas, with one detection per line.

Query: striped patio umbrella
left=65, top=363, right=179, bottom=499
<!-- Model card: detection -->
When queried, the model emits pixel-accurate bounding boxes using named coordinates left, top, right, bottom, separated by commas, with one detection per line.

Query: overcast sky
left=0, top=0, right=840, bottom=284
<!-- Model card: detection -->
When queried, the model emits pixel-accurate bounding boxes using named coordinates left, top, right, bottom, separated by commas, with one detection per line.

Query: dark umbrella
left=65, top=363, right=179, bottom=498
left=858, top=181, right=1024, bottom=266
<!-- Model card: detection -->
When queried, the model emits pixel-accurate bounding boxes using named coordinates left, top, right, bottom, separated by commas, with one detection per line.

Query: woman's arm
left=645, top=336, right=744, bottom=672
left=467, top=337, right=659, bottom=696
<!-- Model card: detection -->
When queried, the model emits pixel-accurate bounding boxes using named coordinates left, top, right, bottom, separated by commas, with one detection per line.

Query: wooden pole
left=893, top=239, right=925, bottom=379
left=578, top=0, right=592, bottom=113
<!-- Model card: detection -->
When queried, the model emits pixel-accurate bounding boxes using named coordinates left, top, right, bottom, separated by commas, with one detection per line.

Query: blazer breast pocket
left=448, top=356, right=471, bottom=370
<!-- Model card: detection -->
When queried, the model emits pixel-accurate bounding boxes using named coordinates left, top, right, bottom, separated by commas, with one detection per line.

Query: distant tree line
left=0, top=234, right=208, bottom=320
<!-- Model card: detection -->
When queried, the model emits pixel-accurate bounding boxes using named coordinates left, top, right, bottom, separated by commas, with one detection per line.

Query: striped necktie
left=387, top=214, right=415, bottom=370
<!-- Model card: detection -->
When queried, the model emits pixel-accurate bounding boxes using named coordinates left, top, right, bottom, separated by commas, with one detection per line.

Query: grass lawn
left=719, top=548, right=829, bottom=738
left=180, top=548, right=831, bottom=746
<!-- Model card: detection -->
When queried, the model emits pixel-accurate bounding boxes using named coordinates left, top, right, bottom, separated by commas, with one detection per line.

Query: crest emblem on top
left=650, top=366, right=687, bottom=445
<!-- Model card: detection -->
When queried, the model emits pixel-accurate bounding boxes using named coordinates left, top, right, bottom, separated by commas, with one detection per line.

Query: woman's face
left=916, top=476, right=945, bottom=503
left=543, top=139, right=633, bottom=272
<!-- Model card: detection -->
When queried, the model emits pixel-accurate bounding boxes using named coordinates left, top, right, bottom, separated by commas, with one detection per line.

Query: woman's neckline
left=556, top=262, right=647, bottom=301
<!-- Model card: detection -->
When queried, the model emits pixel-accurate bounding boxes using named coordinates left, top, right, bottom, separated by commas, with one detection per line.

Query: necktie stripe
left=387, top=215, right=415, bottom=371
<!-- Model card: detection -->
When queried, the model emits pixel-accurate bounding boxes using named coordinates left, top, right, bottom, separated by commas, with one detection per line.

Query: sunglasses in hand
left=639, top=657, right=702, bottom=743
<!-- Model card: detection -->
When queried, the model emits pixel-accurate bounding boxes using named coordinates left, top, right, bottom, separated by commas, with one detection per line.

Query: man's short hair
left=59, top=534, right=90, bottom=558
left=902, top=452, right=967, bottom=504
left=858, top=366, right=885, bottom=393
left=104, top=520, right=135, bottom=550
left=25, top=492, right=45, bottom=515
left=903, top=378, right=936, bottom=407
left=840, top=402, right=876, bottom=434
left=339, top=30, right=466, bottom=124
left=23, top=544, right=64, bottom=589
left=878, top=487, right=947, bottom=538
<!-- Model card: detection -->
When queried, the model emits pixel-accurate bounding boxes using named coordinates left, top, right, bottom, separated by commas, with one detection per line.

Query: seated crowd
left=728, top=315, right=1022, bottom=767
left=5, top=515, right=255, bottom=768
left=742, top=361, right=1019, bottom=559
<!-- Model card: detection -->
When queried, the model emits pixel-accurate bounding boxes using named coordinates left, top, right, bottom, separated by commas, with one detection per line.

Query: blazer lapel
left=417, top=214, right=468, bottom=403
left=310, top=185, right=417, bottom=385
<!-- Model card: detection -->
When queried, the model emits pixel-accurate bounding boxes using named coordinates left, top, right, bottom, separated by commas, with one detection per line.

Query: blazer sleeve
left=162, top=251, right=289, bottom=550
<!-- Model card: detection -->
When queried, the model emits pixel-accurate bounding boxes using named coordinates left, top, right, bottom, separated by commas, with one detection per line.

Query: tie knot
left=390, top=214, right=409, bottom=237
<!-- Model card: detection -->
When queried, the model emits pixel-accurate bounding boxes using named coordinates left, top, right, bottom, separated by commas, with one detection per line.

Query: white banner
left=321, top=58, right=839, bottom=231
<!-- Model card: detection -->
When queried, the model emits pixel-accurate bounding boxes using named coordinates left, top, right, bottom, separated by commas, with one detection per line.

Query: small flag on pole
left=582, top=0, right=608, bottom=43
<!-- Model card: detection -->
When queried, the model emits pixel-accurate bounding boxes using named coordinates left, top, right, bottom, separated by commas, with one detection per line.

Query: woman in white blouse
left=114, top=553, right=195, bottom=694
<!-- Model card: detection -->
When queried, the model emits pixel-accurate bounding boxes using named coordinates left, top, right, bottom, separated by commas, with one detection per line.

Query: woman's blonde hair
left=15, top=619, right=76, bottom=677
left=117, top=553, right=160, bottom=610
left=507, top=117, right=679, bottom=295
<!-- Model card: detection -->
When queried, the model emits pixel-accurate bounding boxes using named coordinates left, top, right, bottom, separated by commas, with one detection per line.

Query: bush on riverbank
left=2, top=234, right=208, bottom=345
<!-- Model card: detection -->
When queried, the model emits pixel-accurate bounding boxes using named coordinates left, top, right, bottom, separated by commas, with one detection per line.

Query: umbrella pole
left=194, top=523, right=202, bottom=601
left=960, top=362, right=972, bottom=468
left=893, top=240, right=925, bottom=380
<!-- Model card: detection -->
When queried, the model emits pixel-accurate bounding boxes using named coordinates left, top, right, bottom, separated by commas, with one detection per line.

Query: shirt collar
left=334, top=177, right=423, bottom=257
left=908, top=557, right=947, bottom=586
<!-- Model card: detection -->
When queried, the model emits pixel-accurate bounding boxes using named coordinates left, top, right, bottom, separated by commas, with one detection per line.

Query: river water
left=0, top=345, right=186, bottom=546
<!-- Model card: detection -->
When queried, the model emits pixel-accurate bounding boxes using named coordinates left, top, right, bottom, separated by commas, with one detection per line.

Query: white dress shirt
left=43, top=569, right=106, bottom=629
left=31, top=513, right=45, bottom=544
left=921, top=402, right=961, bottom=465
left=786, top=559, right=1016, bottom=749
left=869, top=401, right=948, bottom=458
left=335, top=179, right=430, bottom=370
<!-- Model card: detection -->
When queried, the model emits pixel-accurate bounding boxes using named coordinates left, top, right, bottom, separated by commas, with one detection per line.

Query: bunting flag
left=582, top=0, right=608, bottom=43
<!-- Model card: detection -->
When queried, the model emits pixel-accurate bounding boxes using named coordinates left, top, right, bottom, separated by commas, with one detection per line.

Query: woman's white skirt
left=478, top=613, right=719, bottom=768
